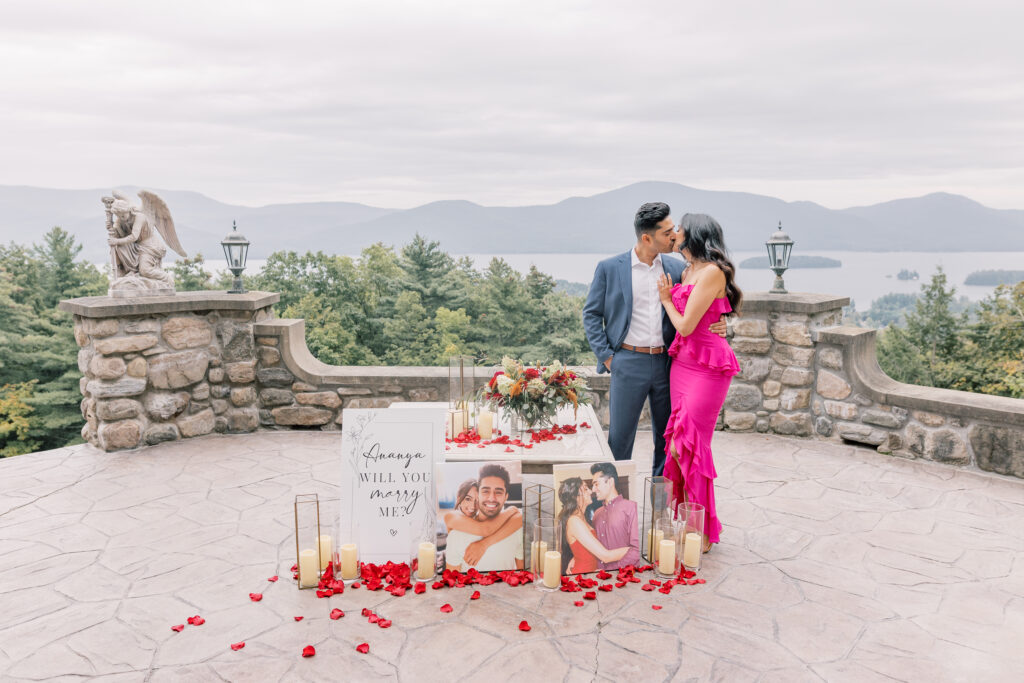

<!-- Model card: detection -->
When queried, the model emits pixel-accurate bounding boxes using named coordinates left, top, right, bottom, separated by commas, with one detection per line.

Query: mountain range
left=2, top=181, right=1022, bottom=262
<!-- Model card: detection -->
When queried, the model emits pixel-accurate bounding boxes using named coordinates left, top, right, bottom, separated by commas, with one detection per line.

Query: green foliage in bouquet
left=480, top=357, right=591, bottom=428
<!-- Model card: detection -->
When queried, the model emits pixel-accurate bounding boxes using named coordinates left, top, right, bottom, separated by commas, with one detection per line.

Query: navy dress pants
left=607, top=348, right=671, bottom=476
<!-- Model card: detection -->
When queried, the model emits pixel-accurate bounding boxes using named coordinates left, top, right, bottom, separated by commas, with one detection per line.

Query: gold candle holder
left=448, top=355, right=475, bottom=436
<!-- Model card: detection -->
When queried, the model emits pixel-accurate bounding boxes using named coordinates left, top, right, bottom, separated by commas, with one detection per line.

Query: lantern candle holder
left=294, top=493, right=326, bottom=589
left=524, top=483, right=555, bottom=575
left=642, top=476, right=674, bottom=564
left=448, top=356, right=475, bottom=437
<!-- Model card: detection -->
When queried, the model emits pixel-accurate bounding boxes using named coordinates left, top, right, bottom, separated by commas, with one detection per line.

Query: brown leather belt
left=620, top=343, right=665, bottom=355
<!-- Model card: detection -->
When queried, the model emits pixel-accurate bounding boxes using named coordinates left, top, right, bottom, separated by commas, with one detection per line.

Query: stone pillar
left=723, top=292, right=848, bottom=437
left=60, top=291, right=279, bottom=451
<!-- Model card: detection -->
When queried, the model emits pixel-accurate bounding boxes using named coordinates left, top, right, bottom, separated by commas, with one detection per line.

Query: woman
left=442, top=479, right=521, bottom=570
left=556, top=477, right=631, bottom=574
left=656, top=214, right=741, bottom=553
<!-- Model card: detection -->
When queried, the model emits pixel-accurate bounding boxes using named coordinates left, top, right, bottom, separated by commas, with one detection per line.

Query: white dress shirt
left=623, top=249, right=665, bottom=348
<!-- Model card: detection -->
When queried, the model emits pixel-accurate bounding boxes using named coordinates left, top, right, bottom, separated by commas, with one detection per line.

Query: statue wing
left=111, top=189, right=131, bottom=202
left=138, top=190, right=187, bottom=257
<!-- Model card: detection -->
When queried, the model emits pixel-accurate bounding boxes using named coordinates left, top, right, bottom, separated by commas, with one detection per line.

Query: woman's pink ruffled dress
left=663, top=284, right=740, bottom=544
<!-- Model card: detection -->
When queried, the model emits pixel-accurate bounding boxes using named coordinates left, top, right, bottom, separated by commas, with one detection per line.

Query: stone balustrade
left=60, top=290, right=1023, bottom=479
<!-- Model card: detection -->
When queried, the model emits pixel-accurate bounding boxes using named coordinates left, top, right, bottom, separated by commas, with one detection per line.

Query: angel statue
left=102, top=190, right=187, bottom=296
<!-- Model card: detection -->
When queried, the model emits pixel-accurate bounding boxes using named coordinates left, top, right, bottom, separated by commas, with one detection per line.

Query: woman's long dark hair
left=678, top=213, right=743, bottom=314
left=557, top=477, right=584, bottom=574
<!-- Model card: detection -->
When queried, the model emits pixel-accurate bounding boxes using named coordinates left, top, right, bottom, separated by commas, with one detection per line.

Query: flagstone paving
left=1, top=431, right=1022, bottom=682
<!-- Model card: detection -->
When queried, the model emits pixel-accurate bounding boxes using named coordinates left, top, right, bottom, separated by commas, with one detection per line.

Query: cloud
left=0, top=0, right=1021, bottom=209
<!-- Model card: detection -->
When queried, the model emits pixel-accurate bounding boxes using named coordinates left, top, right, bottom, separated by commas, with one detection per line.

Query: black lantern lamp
left=765, top=221, right=794, bottom=294
left=221, top=220, right=250, bottom=294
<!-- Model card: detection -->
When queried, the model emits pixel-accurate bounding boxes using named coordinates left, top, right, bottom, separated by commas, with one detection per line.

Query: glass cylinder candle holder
left=676, top=501, right=706, bottom=572
left=448, top=355, right=475, bottom=436
left=642, top=476, right=674, bottom=564
left=533, top=518, right=562, bottom=591
left=294, top=493, right=324, bottom=590
left=655, top=517, right=681, bottom=578
left=411, top=536, right=437, bottom=583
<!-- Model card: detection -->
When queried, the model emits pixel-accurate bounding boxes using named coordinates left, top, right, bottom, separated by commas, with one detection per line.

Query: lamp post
left=221, top=220, right=250, bottom=294
left=765, top=221, right=794, bottom=294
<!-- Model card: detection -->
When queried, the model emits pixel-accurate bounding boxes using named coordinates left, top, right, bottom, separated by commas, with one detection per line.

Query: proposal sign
left=339, top=408, right=446, bottom=563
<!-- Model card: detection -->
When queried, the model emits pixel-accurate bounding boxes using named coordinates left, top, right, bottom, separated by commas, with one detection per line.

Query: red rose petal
left=518, top=620, right=531, bottom=632
left=688, top=579, right=699, bottom=585
left=356, top=643, right=370, bottom=654
left=440, top=603, right=453, bottom=613
left=470, top=590, right=481, bottom=600
left=368, top=614, right=380, bottom=624
left=695, top=578, right=706, bottom=584
left=301, top=645, right=316, bottom=658
left=171, top=624, right=184, bottom=632
left=294, top=616, right=304, bottom=621
left=330, top=608, right=344, bottom=620
left=414, top=582, right=426, bottom=594
left=659, top=585, right=672, bottom=594
left=574, top=600, right=585, bottom=607
left=599, top=584, right=613, bottom=592
left=361, top=608, right=371, bottom=616
left=652, top=604, right=663, bottom=610
left=290, top=564, right=298, bottom=571
left=187, top=615, right=205, bottom=626
left=583, top=591, right=597, bottom=600
left=249, top=593, right=263, bottom=602
left=597, top=570, right=611, bottom=580
left=230, top=641, right=245, bottom=650
left=378, top=619, right=392, bottom=628
left=268, top=576, right=279, bottom=582
left=641, top=584, right=654, bottom=592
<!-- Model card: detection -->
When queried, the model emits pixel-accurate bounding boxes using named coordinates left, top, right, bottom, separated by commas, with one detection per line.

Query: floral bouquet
left=480, top=357, right=591, bottom=429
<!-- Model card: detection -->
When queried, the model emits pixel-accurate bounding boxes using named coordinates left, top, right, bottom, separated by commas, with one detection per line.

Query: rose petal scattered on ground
left=356, top=643, right=370, bottom=654
left=268, top=576, right=279, bottom=582
left=361, top=608, right=372, bottom=617
left=583, top=591, right=597, bottom=600
left=470, top=590, right=481, bottom=600
left=330, top=608, right=345, bottom=620
left=187, top=615, right=205, bottom=626
left=294, top=616, right=304, bottom=621
left=518, top=620, right=531, bottom=632
left=652, top=604, right=663, bottom=610
left=249, top=593, right=263, bottom=602
left=574, top=601, right=584, bottom=607
left=378, top=619, right=392, bottom=628
left=171, top=624, right=184, bottom=632
left=440, top=604, right=453, bottom=613
left=368, top=614, right=379, bottom=624
left=230, top=641, right=245, bottom=651
left=598, top=584, right=613, bottom=592
left=696, top=578, right=706, bottom=584
left=301, top=645, right=315, bottom=658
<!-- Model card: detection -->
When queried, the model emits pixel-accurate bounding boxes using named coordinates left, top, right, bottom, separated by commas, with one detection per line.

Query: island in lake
left=964, top=270, right=1024, bottom=286
left=739, top=255, right=842, bottom=269
left=896, top=269, right=919, bottom=281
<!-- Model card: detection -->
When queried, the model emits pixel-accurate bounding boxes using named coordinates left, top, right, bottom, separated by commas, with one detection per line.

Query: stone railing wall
left=61, top=290, right=1022, bottom=479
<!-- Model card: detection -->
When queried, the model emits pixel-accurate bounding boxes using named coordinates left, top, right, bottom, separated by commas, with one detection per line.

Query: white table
left=389, top=402, right=612, bottom=473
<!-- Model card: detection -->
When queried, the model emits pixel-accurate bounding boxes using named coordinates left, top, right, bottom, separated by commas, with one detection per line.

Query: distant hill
left=1, top=182, right=1022, bottom=262
left=739, top=255, right=842, bottom=269
left=964, top=270, right=1024, bottom=286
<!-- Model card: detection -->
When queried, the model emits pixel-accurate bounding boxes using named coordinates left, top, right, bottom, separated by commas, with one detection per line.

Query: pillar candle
left=298, top=548, right=319, bottom=588
left=542, top=550, right=561, bottom=589
left=682, top=532, right=702, bottom=568
left=477, top=409, right=493, bottom=439
left=339, top=543, right=359, bottom=580
left=449, top=409, right=465, bottom=438
left=658, top=539, right=676, bottom=575
left=317, top=534, right=333, bottom=571
left=647, top=529, right=664, bottom=562
left=417, top=541, right=436, bottom=580
left=530, top=540, right=547, bottom=574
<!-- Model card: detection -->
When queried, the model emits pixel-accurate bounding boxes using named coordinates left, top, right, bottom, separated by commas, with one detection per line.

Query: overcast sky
left=1, top=0, right=1021, bottom=209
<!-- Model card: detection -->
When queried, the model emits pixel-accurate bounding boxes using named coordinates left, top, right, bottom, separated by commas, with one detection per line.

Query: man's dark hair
left=590, top=462, right=619, bottom=486
left=634, top=202, right=671, bottom=238
left=479, top=463, right=511, bottom=489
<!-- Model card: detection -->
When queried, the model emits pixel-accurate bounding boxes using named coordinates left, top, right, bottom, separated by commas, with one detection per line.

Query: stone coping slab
left=1, top=430, right=1021, bottom=681
left=59, top=290, right=280, bottom=317
left=742, top=291, right=851, bottom=314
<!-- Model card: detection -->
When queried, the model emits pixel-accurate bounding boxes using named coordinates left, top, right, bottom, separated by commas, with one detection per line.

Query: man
left=582, top=202, right=727, bottom=475
left=589, top=462, right=640, bottom=571
left=469, top=463, right=524, bottom=571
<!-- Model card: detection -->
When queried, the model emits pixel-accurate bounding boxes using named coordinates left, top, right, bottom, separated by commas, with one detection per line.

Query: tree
left=170, top=253, right=215, bottom=291
left=0, top=382, right=38, bottom=457
left=903, top=267, right=964, bottom=386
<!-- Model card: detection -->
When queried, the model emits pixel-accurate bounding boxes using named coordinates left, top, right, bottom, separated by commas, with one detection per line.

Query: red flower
left=440, top=604, right=453, bottom=613
left=268, top=576, right=279, bottom=582
left=356, top=643, right=370, bottom=654
left=187, top=615, right=205, bottom=626
left=471, top=591, right=481, bottom=600
left=518, top=620, right=532, bottom=632
left=330, top=608, right=344, bottom=620
left=249, top=593, right=263, bottom=602
left=301, top=645, right=315, bottom=658
left=294, top=616, right=304, bottom=622
left=171, top=624, right=184, bottom=632
left=230, top=641, right=245, bottom=651
left=525, top=367, right=541, bottom=379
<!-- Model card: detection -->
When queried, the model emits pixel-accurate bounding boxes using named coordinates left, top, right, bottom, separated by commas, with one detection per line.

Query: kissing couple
left=583, top=203, right=742, bottom=552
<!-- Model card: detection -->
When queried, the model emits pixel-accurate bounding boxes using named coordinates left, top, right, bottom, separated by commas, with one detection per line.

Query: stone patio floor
left=1, top=431, right=1023, bottom=682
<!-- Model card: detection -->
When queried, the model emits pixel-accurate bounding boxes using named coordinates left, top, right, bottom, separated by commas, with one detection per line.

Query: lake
left=202, top=250, right=1024, bottom=310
